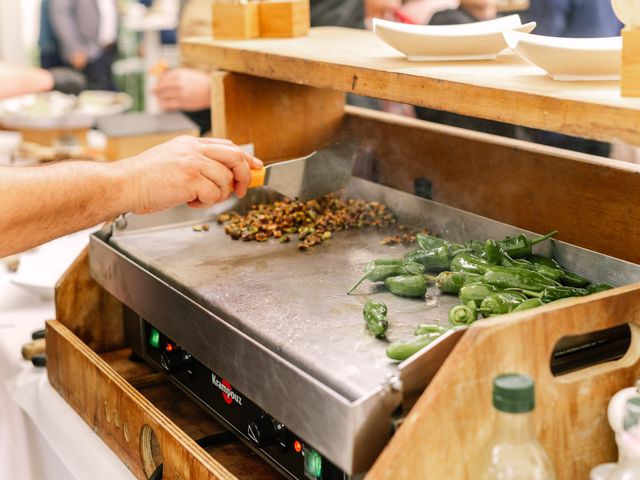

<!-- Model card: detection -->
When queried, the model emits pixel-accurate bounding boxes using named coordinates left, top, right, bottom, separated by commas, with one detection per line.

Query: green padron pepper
left=483, top=266, right=560, bottom=292
left=464, top=240, right=487, bottom=255
left=448, top=301, right=478, bottom=326
left=450, top=252, right=492, bottom=275
left=478, top=292, right=528, bottom=316
left=386, top=331, right=445, bottom=361
left=435, top=271, right=483, bottom=294
left=519, top=263, right=565, bottom=283
left=515, top=285, right=589, bottom=303
left=363, top=300, right=389, bottom=339
left=496, top=231, right=558, bottom=259
left=414, top=324, right=449, bottom=336
left=485, top=239, right=506, bottom=266
left=416, top=233, right=448, bottom=251
left=403, top=245, right=450, bottom=272
left=587, top=284, right=615, bottom=294
left=384, top=274, right=429, bottom=298
left=527, top=254, right=590, bottom=288
left=512, top=298, right=544, bottom=312
left=449, top=242, right=470, bottom=258
left=348, top=260, right=425, bottom=294
left=459, top=283, right=501, bottom=306
left=540, top=286, right=588, bottom=303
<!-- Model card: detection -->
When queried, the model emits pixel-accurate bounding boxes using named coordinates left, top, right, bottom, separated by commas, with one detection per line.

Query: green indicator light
left=303, top=447, right=322, bottom=480
left=149, top=328, right=161, bottom=349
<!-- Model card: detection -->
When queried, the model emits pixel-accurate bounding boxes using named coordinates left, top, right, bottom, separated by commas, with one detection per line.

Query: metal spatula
left=246, top=142, right=356, bottom=202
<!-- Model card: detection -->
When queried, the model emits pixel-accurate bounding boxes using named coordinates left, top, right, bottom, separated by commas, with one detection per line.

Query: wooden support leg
left=211, top=72, right=345, bottom=162
left=55, top=248, right=124, bottom=353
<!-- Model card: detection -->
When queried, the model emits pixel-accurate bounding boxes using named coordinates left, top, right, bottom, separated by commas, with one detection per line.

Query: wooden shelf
left=182, top=26, right=640, bottom=146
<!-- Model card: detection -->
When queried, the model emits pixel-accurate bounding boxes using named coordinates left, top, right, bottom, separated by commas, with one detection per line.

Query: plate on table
left=373, top=14, right=536, bottom=61
left=503, top=30, right=622, bottom=81
left=0, top=90, right=132, bottom=129
left=10, top=230, right=92, bottom=300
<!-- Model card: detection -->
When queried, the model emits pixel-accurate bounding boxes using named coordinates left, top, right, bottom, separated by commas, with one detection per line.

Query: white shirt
left=96, top=0, right=118, bottom=47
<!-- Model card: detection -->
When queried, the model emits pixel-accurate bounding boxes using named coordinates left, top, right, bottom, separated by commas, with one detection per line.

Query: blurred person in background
left=522, top=0, right=622, bottom=38
left=38, top=0, right=62, bottom=70
left=517, top=0, right=623, bottom=157
left=415, top=0, right=517, bottom=137
left=429, top=0, right=495, bottom=23
left=153, top=0, right=397, bottom=132
left=49, top=0, right=119, bottom=91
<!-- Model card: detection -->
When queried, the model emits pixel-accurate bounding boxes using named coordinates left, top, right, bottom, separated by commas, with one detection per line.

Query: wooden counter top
left=182, top=27, right=640, bottom=145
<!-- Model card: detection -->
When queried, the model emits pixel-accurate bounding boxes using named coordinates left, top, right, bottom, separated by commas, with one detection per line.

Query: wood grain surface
left=47, top=321, right=280, bottom=480
left=182, top=27, right=640, bottom=145
left=368, top=284, right=640, bottom=479
left=342, top=106, right=640, bottom=264
left=211, top=71, right=345, bottom=161
left=55, top=248, right=125, bottom=353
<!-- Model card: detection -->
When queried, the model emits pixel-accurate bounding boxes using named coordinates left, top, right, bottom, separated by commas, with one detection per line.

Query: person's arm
left=0, top=63, right=53, bottom=99
left=0, top=136, right=262, bottom=257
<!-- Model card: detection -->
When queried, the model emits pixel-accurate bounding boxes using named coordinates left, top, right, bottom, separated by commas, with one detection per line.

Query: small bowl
left=503, top=30, right=622, bottom=81
left=373, top=15, right=536, bottom=61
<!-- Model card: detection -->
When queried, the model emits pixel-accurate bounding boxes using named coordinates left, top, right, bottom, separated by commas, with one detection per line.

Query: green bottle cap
left=493, top=373, right=535, bottom=414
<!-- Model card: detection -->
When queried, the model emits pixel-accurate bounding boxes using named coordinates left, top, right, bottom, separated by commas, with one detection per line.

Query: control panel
left=141, top=321, right=347, bottom=480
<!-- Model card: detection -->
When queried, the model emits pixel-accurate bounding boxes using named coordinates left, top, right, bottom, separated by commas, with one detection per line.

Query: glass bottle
left=472, top=373, right=556, bottom=480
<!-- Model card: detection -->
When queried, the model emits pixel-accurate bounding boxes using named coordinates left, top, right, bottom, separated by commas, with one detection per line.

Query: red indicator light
left=294, top=440, right=303, bottom=453
left=165, top=343, right=174, bottom=352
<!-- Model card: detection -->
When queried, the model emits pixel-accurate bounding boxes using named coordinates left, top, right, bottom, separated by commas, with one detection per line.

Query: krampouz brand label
left=212, top=374, right=243, bottom=405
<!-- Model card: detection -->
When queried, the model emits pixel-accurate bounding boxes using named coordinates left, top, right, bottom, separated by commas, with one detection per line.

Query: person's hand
left=152, top=68, right=212, bottom=112
left=460, top=0, right=497, bottom=21
left=117, top=136, right=263, bottom=214
left=365, top=0, right=401, bottom=20
left=70, top=51, right=88, bottom=70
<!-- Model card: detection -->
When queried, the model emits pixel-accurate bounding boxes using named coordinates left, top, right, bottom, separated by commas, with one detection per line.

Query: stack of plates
left=373, top=15, right=536, bottom=61
left=0, top=90, right=132, bottom=129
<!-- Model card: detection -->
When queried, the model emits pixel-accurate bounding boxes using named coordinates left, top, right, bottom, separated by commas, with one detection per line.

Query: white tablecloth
left=0, top=235, right=134, bottom=480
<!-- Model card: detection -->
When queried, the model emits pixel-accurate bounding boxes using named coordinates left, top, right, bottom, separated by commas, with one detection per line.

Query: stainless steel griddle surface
left=108, top=178, right=640, bottom=403
left=110, top=221, right=455, bottom=402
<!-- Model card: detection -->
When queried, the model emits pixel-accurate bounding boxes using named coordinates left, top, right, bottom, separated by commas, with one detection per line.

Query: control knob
left=247, top=416, right=285, bottom=448
left=160, top=348, right=192, bottom=374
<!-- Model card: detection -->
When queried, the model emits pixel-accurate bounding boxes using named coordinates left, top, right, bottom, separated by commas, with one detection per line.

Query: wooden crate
left=47, top=250, right=281, bottom=480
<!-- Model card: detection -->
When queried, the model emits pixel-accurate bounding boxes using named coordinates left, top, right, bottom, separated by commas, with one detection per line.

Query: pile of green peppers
left=441, top=232, right=614, bottom=326
left=352, top=230, right=615, bottom=362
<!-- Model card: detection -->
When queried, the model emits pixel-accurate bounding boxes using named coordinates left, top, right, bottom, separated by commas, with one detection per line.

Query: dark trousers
left=84, top=45, right=117, bottom=91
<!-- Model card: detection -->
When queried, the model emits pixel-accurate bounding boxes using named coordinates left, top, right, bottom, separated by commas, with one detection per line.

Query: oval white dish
left=503, top=29, right=622, bottom=81
left=373, top=15, right=536, bottom=61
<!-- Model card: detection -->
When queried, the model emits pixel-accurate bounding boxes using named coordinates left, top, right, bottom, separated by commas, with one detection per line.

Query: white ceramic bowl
left=503, top=30, right=622, bottom=81
left=373, top=15, right=536, bottom=61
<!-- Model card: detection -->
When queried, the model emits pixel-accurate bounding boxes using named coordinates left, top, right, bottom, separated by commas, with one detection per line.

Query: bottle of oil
left=472, top=373, right=556, bottom=480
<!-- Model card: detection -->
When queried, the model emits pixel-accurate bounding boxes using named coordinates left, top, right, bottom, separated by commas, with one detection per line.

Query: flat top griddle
left=93, top=178, right=640, bottom=474
left=109, top=215, right=456, bottom=402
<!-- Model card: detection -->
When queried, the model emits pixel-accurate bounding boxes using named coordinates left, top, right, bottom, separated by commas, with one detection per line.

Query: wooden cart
left=48, top=27, right=640, bottom=479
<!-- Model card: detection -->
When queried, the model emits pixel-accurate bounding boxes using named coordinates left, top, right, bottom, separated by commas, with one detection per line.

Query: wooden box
left=212, top=2, right=260, bottom=40
left=47, top=251, right=281, bottom=480
left=259, top=0, right=310, bottom=38
left=622, top=29, right=640, bottom=98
